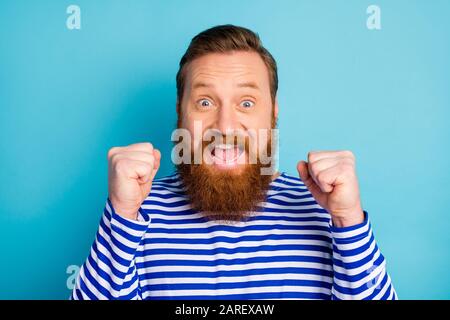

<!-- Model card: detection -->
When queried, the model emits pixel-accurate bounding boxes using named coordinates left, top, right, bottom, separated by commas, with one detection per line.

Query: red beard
left=177, top=134, right=275, bottom=223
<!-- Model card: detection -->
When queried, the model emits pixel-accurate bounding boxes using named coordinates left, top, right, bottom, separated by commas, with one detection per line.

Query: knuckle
left=114, top=158, right=129, bottom=172
left=341, top=163, right=354, bottom=174
left=142, top=142, right=153, bottom=151
left=342, top=150, right=355, bottom=159
left=110, top=153, right=122, bottom=164
left=107, top=147, right=119, bottom=159
left=344, top=157, right=355, bottom=166
left=309, top=162, right=319, bottom=175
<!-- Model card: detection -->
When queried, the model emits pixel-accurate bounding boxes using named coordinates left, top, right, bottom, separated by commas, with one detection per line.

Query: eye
left=240, top=100, right=255, bottom=108
left=197, top=99, right=213, bottom=108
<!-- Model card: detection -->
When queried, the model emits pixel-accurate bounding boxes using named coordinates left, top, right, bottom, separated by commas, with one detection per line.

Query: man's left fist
left=297, top=150, right=365, bottom=228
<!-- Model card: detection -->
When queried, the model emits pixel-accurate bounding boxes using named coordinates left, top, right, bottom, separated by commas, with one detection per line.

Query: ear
left=274, top=96, right=279, bottom=120
left=176, top=99, right=181, bottom=116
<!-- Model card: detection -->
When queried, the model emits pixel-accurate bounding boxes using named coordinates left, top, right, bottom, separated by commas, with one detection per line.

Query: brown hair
left=176, top=24, right=278, bottom=108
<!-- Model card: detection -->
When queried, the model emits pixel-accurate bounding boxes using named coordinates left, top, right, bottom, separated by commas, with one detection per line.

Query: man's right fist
left=107, top=142, right=161, bottom=220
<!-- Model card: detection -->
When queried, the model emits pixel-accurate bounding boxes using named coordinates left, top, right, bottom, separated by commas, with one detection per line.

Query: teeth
left=215, top=144, right=234, bottom=150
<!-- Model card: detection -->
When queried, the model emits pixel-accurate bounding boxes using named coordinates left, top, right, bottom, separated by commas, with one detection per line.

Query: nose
left=215, top=103, right=240, bottom=134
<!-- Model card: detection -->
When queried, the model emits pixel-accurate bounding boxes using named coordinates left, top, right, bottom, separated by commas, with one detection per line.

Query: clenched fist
left=108, top=142, right=161, bottom=220
left=297, top=150, right=365, bottom=228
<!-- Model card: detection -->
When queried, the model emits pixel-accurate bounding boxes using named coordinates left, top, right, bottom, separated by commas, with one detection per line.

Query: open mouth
left=210, top=143, right=245, bottom=167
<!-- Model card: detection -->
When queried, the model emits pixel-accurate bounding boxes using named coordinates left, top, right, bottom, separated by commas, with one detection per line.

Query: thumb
left=150, top=148, right=161, bottom=180
left=297, top=160, right=326, bottom=206
left=297, top=161, right=311, bottom=187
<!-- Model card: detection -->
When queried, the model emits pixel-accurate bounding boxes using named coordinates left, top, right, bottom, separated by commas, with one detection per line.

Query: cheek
left=180, top=110, right=201, bottom=133
left=242, top=112, right=273, bottom=133
left=183, top=107, right=216, bottom=128
left=177, top=114, right=201, bottom=153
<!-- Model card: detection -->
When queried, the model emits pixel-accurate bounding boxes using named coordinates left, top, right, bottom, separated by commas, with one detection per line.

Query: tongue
left=215, top=146, right=239, bottom=162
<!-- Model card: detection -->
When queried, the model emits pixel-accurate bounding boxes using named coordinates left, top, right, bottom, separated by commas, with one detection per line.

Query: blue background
left=0, top=0, right=449, bottom=299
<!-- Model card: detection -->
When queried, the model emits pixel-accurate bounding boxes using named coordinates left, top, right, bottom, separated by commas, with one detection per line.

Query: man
left=72, top=25, right=396, bottom=300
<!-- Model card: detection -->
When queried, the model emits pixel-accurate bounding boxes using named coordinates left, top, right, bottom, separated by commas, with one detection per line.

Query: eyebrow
left=192, top=81, right=260, bottom=90
left=192, top=82, right=213, bottom=90
left=237, top=82, right=260, bottom=90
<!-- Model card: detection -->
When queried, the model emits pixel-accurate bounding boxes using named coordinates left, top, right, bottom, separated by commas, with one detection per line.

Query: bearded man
left=72, top=25, right=397, bottom=300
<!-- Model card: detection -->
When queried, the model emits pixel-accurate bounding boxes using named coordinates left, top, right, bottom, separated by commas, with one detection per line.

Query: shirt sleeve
left=71, top=198, right=150, bottom=300
left=330, top=211, right=398, bottom=300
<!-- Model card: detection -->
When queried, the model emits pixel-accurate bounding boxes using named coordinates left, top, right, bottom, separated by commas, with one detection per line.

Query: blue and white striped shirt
left=72, top=172, right=397, bottom=300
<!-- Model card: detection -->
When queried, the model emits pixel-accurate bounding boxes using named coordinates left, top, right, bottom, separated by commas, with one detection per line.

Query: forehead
left=185, top=51, right=270, bottom=88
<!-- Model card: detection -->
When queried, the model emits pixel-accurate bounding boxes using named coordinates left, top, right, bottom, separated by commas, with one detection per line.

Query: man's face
left=179, top=51, right=278, bottom=173
left=176, top=50, right=278, bottom=221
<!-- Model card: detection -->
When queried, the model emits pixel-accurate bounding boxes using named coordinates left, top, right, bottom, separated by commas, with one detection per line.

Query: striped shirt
left=72, top=172, right=397, bottom=300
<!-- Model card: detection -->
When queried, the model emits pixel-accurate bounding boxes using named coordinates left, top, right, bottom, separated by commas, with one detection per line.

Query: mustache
left=171, top=125, right=276, bottom=170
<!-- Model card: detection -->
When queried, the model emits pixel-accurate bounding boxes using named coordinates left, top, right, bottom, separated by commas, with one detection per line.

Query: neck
left=271, top=171, right=280, bottom=181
